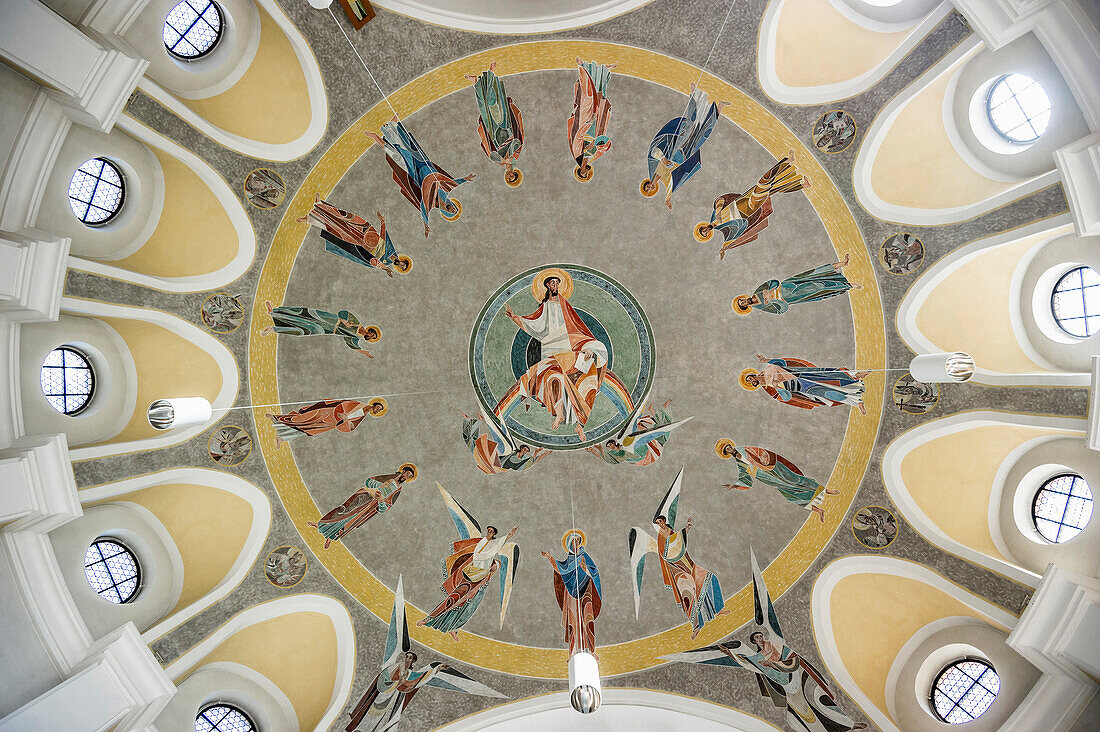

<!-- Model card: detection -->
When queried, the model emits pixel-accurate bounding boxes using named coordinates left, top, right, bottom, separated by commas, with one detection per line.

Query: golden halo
left=363, top=325, right=382, bottom=342
left=739, top=369, right=760, bottom=391
left=715, top=438, right=737, bottom=459
left=399, top=463, right=418, bottom=482
left=367, top=397, right=388, bottom=417
left=731, top=297, right=753, bottom=315
left=394, top=254, right=413, bottom=273
left=530, top=268, right=574, bottom=300
left=561, top=529, right=587, bottom=551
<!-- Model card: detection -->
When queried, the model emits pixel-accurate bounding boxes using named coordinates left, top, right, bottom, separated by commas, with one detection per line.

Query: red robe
left=269, top=399, right=367, bottom=437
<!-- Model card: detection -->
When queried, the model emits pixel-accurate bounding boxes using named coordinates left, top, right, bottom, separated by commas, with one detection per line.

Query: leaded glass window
left=68, top=157, right=125, bottom=226
left=931, top=658, right=1000, bottom=724
left=987, top=74, right=1051, bottom=143
left=164, top=0, right=224, bottom=60
left=1052, top=266, right=1100, bottom=338
left=84, top=539, right=140, bottom=604
left=196, top=704, right=256, bottom=732
left=41, top=347, right=94, bottom=415
left=1033, top=474, right=1093, bottom=543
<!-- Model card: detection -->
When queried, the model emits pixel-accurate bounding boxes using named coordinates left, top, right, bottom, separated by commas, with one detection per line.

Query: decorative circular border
left=243, top=167, right=287, bottom=210
left=207, top=425, right=252, bottom=466
left=468, top=264, right=655, bottom=449
left=262, top=545, right=308, bottom=588
left=199, top=292, right=245, bottom=334
left=811, top=109, right=858, bottom=154
left=851, top=505, right=899, bottom=549
left=249, top=40, right=886, bottom=678
left=892, top=374, right=939, bottom=415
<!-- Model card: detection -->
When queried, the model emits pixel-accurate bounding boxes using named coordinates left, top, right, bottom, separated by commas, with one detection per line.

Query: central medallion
left=469, top=265, right=655, bottom=449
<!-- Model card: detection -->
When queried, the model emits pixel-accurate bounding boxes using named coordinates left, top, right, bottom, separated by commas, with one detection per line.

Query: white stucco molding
left=135, top=0, right=327, bottom=161
left=0, top=622, right=175, bottom=732
left=0, top=233, right=71, bottom=323
left=370, top=0, right=655, bottom=34
left=0, top=434, right=79, bottom=534
left=811, top=555, right=1017, bottom=732
left=881, top=410, right=1085, bottom=585
left=1056, top=132, right=1100, bottom=237
left=165, top=595, right=355, bottom=732
left=0, top=92, right=72, bottom=235
left=758, top=0, right=953, bottom=106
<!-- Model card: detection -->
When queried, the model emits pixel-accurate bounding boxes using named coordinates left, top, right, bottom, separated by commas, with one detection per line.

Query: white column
left=0, top=435, right=79, bottom=532
left=0, top=623, right=175, bottom=732
left=0, top=0, right=147, bottom=133
left=0, top=234, right=71, bottom=323
left=1056, top=133, right=1100, bottom=238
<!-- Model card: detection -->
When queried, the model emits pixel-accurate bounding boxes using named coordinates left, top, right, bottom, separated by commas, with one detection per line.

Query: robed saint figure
left=309, top=464, right=417, bottom=549
left=542, top=530, right=602, bottom=656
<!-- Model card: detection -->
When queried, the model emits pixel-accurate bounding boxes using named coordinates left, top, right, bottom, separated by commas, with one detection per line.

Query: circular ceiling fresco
left=250, top=40, right=884, bottom=678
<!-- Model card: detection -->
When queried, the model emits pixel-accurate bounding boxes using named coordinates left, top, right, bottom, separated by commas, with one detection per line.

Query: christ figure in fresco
left=641, top=84, right=730, bottom=210
left=297, top=195, right=411, bottom=277
left=691, top=150, right=811, bottom=257
left=501, top=268, right=609, bottom=441
left=716, top=439, right=840, bottom=522
left=542, top=530, right=602, bottom=656
left=740, top=355, right=870, bottom=415
left=261, top=301, right=381, bottom=358
left=364, top=118, right=476, bottom=237
left=309, top=464, right=417, bottom=549
left=466, top=63, right=525, bottom=186
left=567, top=58, right=615, bottom=182
left=267, top=398, right=386, bottom=450
left=732, top=254, right=860, bottom=316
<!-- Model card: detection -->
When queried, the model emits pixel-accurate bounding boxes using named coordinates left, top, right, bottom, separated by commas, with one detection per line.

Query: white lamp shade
left=568, top=652, right=601, bottom=714
left=307, top=0, right=332, bottom=8
left=909, top=352, right=975, bottom=383
left=147, top=397, right=213, bottom=430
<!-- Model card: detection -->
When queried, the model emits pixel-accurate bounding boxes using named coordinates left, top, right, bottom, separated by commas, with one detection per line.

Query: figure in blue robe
left=542, top=531, right=602, bottom=655
left=641, top=85, right=729, bottom=210
left=741, top=355, right=870, bottom=415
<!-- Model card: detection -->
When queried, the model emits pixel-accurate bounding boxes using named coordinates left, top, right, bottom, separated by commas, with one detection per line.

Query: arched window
left=987, top=74, right=1051, bottom=143
left=164, top=0, right=224, bottom=60
left=68, top=157, right=125, bottom=226
left=84, top=538, right=141, bottom=604
left=196, top=704, right=256, bottom=732
left=1033, top=474, right=1093, bottom=543
left=1051, top=266, right=1100, bottom=337
left=931, top=658, right=1000, bottom=723
left=41, top=346, right=95, bottom=415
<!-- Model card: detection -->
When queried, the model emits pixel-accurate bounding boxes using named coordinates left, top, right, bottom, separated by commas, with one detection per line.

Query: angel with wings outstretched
left=346, top=577, right=504, bottom=732
left=587, top=397, right=691, bottom=467
left=628, top=468, right=728, bottom=639
left=659, top=551, right=867, bottom=732
left=416, top=484, right=520, bottom=640
left=460, top=409, right=550, bottom=475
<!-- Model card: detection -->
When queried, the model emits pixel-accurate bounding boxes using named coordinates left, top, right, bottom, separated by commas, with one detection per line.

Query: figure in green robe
left=261, top=301, right=381, bottom=359
left=733, top=254, right=861, bottom=316
left=466, top=63, right=525, bottom=187
left=715, top=438, right=839, bottom=522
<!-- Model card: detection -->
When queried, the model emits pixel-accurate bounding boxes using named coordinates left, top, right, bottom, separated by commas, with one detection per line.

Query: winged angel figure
left=346, top=577, right=504, bottom=732
left=628, top=468, right=727, bottom=639
left=417, top=483, right=520, bottom=639
left=460, top=408, right=549, bottom=475
left=660, top=551, right=867, bottom=732
left=587, top=396, right=691, bottom=467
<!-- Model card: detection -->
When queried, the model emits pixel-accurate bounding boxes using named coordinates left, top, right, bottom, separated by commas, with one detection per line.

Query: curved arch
left=896, top=216, right=1089, bottom=386
left=369, top=0, right=655, bottom=34
left=811, top=556, right=1019, bottom=732
left=54, top=298, right=238, bottom=460
left=165, top=595, right=355, bottom=732
left=758, top=0, right=952, bottom=105
left=65, top=115, right=256, bottom=293
left=136, top=0, right=327, bottom=161
left=881, top=410, right=1086, bottom=585
left=435, top=688, right=785, bottom=731
left=75, top=468, right=272, bottom=640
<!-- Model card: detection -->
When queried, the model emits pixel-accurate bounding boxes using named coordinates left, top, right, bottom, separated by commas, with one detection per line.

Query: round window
left=68, top=157, right=125, bottom=226
left=987, top=74, right=1051, bottom=143
left=195, top=704, right=256, bottom=732
left=164, top=0, right=224, bottom=60
left=41, top=346, right=95, bottom=415
left=931, top=658, right=1000, bottom=723
left=1051, top=266, right=1100, bottom=337
left=1033, top=473, right=1093, bottom=543
left=84, top=538, right=140, bottom=604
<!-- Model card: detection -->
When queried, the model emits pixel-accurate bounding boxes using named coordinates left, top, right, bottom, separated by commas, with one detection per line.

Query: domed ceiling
left=59, top=0, right=1088, bottom=729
